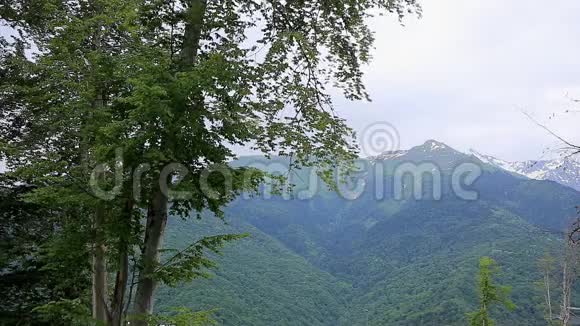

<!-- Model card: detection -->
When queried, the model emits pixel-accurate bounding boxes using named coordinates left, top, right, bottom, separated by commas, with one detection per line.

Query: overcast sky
left=333, top=0, right=580, bottom=161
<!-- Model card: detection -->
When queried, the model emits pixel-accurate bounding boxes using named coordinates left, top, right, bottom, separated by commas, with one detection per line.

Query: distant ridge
left=470, top=148, right=580, bottom=191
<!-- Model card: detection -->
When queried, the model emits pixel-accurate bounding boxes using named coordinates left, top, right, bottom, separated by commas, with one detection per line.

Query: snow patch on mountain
left=423, top=140, right=449, bottom=151
left=470, top=149, right=580, bottom=191
left=469, top=149, right=516, bottom=172
left=369, top=150, right=408, bottom=162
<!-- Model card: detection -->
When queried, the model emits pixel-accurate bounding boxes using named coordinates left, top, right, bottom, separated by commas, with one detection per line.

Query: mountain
left=470, top=148, right=580, bottom=191
left=156, top=140, right=580, bottom=325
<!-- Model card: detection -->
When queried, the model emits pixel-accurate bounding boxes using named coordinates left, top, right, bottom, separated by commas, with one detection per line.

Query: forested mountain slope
left=156, top=218, right=350, bottom=326
left=157, top=141, right=580, bottom=325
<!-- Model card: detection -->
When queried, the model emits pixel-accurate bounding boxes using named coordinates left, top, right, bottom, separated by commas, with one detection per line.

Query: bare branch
left=521, top=110, right=580, bottom=152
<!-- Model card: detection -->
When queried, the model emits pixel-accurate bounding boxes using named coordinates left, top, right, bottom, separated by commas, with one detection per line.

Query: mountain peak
left=422, top=139, right=448, bottom=150
left=413, top=140, right=458, bottom=153
left=369, top=140, right=463, bottom=163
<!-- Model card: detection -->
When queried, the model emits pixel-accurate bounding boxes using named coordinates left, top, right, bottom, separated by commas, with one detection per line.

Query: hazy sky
left=333, top=0, right=580, bottom=161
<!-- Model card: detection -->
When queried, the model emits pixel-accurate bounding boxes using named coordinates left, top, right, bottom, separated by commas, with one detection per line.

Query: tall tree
left=537, top=252, right=557, bottom=323
left=121, top=2, right=420, bottom=321
left=468, top=256, right=516, bottom=326
left=1, top=1, right=145, bottom=324
left=1, top=1, right=421, bottom=325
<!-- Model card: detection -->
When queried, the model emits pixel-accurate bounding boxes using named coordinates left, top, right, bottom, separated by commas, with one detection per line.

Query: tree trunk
left=544, top=272, right=552, bottom=321
left=91, top=88, right=109, bottom=323
left=110, top=200, right=134, bottom=326
left=133, top=190, right=168, bottom=324
left=561, top=237, right=575, bottom=326
left=131, top=2, right=207, bottom=324
left=562, top=258, right=571, bottom=326
left=124, top=257, right=138, bottom=318
left=109, top=246, right=129, bottom=326
left=179, top=0, right=207, bottom=67
left=92, top=206, right=109, bottom=323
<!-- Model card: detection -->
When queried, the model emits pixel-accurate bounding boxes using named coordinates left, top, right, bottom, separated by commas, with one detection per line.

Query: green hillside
left=156, top=143, right=580, bottom=325
left=156, top=218, right=350, bottom=326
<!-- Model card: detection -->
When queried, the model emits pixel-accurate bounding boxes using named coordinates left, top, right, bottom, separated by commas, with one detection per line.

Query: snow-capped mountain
left=470, top=149, right=580, bottom=191
left=369, top=140, right=580, bottom=192
left=368, top=140, right=462, bottom=164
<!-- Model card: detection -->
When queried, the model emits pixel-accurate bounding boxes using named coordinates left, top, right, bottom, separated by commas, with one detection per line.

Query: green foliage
left=33, top=299, right=93, bottom=326
left=0, top=176, right=91, bottom=325
left=0, top=0, right=423, bottom=216
left=156, top=234, right=249, bottom=286
left=146, top=308, right=218, bottom=326
left=467, top=257, right=516, bottom=326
